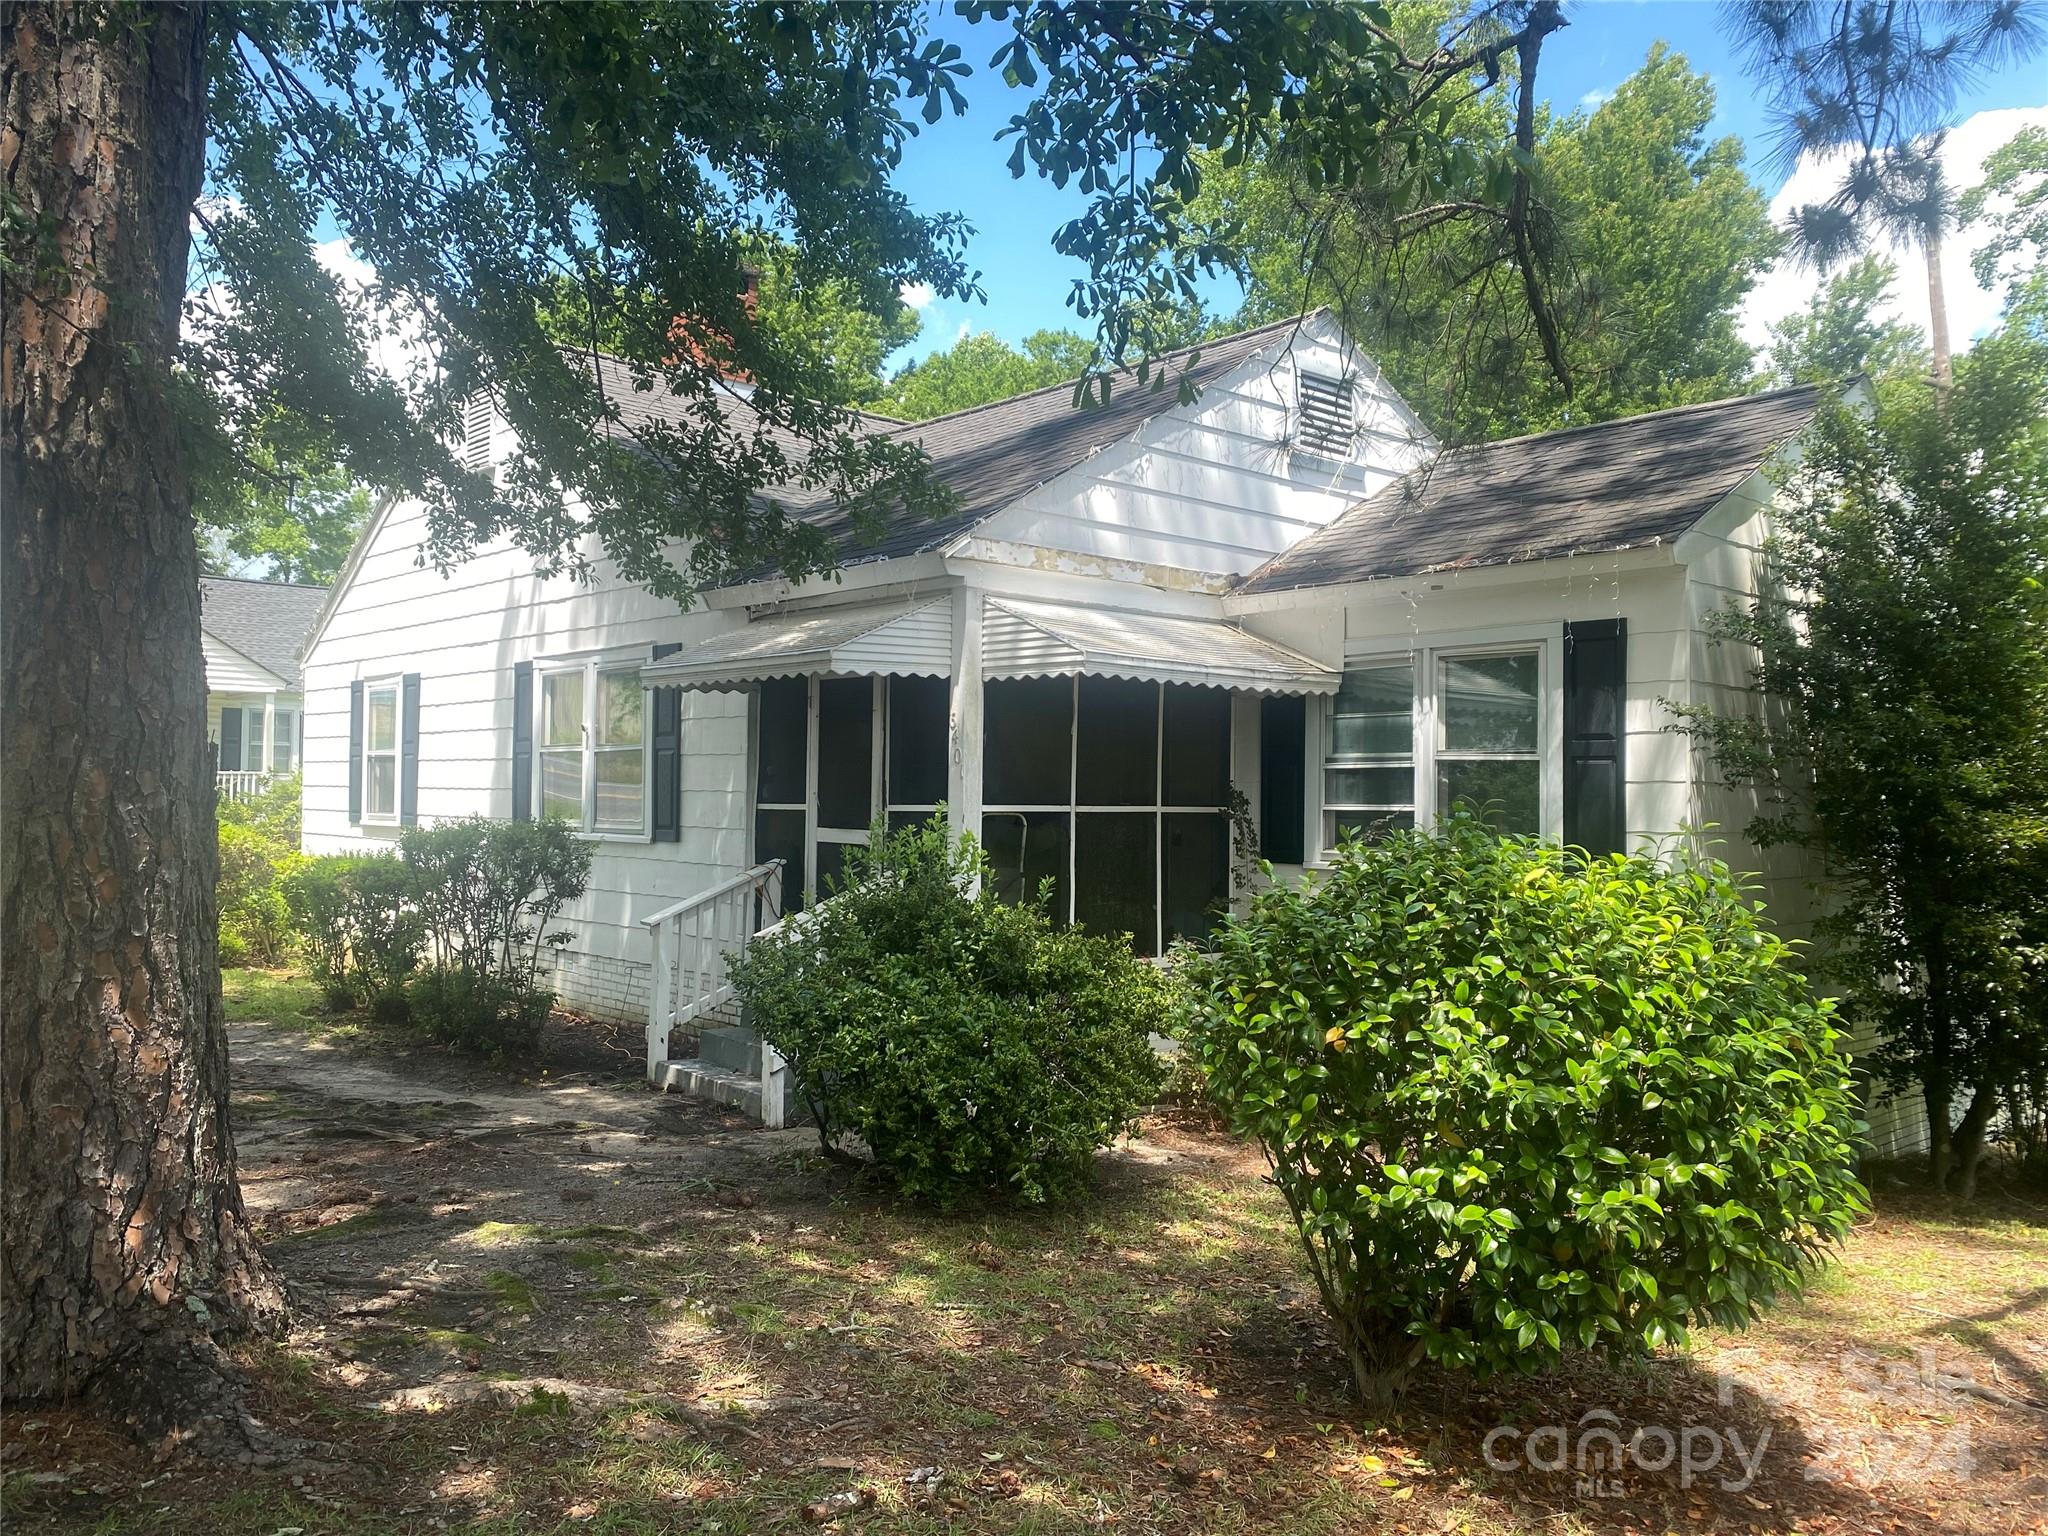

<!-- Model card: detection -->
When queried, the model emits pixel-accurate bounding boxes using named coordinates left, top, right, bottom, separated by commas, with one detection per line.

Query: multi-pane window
left=1323, top=664, right=1414, bottom=846
left=271, top=708, right=296, bottom=774
left=982, top=676, right=1232, bottom=956
left=536, top=660, right=647, bottom=835
left=1322, top=645, right=1547, bottom=853
left=363, top=681, right=399, bottom=822
left=1437, top=652, right=1540, bottom=834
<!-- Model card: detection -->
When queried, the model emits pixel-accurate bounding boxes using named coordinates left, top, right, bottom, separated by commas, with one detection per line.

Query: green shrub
left=217, top=821, right=300, bottom=967
left=218, top=771, right=302, bottom=846
left=281, top=853, right=423, bottom=1009
left=730, top=817, right=1170, bottom=1207
left=399, top=817, right=589, bottom=1055
left=1179, top=816, right=1868, bottom=1407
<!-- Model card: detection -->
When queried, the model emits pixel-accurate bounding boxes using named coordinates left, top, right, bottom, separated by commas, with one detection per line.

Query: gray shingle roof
left=742, top=314, right=1318, bottom=578
left=576, top=315, right=1317, bottom=587
left=197, top=577, right=330, bottom=689
left=1237, top=385, right=1823, bottom=595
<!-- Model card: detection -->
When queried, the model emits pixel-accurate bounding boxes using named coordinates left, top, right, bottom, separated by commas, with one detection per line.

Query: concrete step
left=653, top=1057, right=762, bottom=1119
left=698, top=1024, right=761, bottom=1075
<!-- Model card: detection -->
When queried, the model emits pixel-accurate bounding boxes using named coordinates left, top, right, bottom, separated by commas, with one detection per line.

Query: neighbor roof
left=1237, top=385, right=1823, bottom=595
left=198, top=577, right=330, bottom=689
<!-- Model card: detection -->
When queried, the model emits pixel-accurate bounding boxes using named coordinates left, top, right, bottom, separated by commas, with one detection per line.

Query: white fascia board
left=1222, top=542, right=1677, bottom=617
left=705, top=550, right=951, bottom=610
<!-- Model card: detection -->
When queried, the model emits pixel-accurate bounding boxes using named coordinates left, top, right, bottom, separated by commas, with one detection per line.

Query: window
left=363, top=681, right=400, bottom=822
left=1297, top=371, right=1356, bottom=459
left=1323, top=663, right=1414, bottom=846
left=1436, top=652, right=1540, bottom=833
left=271, top=708, right=296, bottom=774
left=1321, top=640, right=1551, bottom=856
left=982, top=676, right=1232, bottom=956
left=534, top=658, right=647, bottom=836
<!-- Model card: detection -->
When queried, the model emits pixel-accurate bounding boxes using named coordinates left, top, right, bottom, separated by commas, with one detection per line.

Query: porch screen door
left=811, top=677, right=876, bottom=899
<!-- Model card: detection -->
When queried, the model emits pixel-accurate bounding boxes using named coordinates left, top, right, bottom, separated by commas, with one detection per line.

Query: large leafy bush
left=400, top=817, right=589, bottom=1054
left=1180, top=818, right=1867, bottom=1406
left=731, top=818, right=1169, bottom=1206
left=282, top=853, right=424, bottom=1011
left=215, top=773, right=304, bottom=967
left=216, top=822, right=301, bottom=967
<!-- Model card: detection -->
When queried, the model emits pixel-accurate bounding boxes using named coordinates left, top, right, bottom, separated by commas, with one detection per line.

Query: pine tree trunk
left=1925, top=232, right=1953, bottom=401
left=2, top=1, right=286, bottom=1444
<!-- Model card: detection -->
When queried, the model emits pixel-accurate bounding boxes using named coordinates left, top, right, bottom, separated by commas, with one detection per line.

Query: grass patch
left=220, top=967, right=332, bottom=1028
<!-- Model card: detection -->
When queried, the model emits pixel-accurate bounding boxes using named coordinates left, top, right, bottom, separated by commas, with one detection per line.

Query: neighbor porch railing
left=641, top=859, right=787, bottom=1121
left=217, top=769, right=272, bottom=802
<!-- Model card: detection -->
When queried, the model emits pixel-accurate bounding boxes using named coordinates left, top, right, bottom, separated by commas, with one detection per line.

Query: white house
left=300, top=310, right=1897, bottom=1137
left=200, top=575, right=327, bottom=800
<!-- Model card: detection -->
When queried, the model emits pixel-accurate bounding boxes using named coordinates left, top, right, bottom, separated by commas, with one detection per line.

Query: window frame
left=271, top=706, right=297, bottom=774
left=360, top=676, right=402, bottom=826
left=530, top=652, right=652, bottom=841
left=1314, top=624, right=1563, bottom=860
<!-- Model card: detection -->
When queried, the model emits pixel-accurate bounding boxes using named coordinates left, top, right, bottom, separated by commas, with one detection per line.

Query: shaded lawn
left=4, top=1022, right=2045, bottom=1536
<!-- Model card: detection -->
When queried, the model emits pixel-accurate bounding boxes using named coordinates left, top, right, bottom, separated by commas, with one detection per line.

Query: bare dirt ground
left=4, top=1014, right=2045, bottom=1536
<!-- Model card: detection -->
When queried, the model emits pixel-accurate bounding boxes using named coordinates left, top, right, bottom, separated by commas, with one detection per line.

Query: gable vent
left=462, top=392, right=494, bottom=471
left=1296, top=371, right=1356, bottom=459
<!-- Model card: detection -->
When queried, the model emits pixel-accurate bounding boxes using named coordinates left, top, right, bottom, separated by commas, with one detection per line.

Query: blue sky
left=884, top=1, right=2048, bottom=366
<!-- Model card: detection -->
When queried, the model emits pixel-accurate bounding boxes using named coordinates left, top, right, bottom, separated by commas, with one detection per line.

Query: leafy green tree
left=873, top=328, right=1092, bottom=418
left=198, top=457, right=373, bottom=585
left=1204, top=45, right=1780, bottom=440
left=1672, top=313, right=2048, bottom=1197
left=1728, top=0, right=2045, bottom=395
left=3, top=0, right=1555, bottom=1444
left=1767, top=255, right=1929, bottom=387
left=1961, top=124, right=2048, bottom=294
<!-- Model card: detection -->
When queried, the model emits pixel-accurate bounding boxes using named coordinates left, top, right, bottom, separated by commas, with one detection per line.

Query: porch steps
left=652, top=1056, right=762, bottom=1119
left=698, top=1024, right=761, bottom=1075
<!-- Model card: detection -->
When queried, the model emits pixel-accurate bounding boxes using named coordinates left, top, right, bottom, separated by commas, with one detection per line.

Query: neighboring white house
left=200, top=576, right=328, bottom=800
left=298, top=309, right=1910, bottom=1144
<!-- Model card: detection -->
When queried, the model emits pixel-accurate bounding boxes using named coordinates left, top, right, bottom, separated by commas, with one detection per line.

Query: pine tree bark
left=1925, top=232, right=1953, bottom=401
left=2, top=1, right=286, bottom=1445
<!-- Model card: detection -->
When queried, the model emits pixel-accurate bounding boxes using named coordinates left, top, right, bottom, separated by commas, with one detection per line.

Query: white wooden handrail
left=640, top=859, right=784, bottom=1098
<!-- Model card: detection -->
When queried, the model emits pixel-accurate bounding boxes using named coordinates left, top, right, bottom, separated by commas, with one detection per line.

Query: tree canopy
left=1766, top=256, right=1930, bottom=388
left=1196, top=44, right=1781, bottom=441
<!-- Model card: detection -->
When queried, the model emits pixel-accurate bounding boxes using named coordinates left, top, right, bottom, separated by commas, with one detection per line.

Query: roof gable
left=197, top=577, right=330, bottom=689
left=1238, top=386, right=1823, bottom=595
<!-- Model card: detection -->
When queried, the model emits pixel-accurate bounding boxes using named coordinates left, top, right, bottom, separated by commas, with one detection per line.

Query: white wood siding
left=972, top=316, right=1433, bottom=579
left=202, top=632, right=287, bottom=693
left=300, top=497, right=753, bottom=1021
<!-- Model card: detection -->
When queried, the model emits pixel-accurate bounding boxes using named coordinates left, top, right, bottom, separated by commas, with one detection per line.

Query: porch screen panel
left=1163, top=813, right=1229, bottom=948
left=983, top=811, right=1067, bottom=914
left=887, top=674, right=948, bottom=812
left=1076, top=677, right=1156, bottom=805
left=983, top=677, right=1072, bottom=804
left=1074, top=813, right=1156, bottom=953
left=1161, top=685, right=1230, bottom=808
left=755, top=677, right=807, bottom=805
left=754, top=809, right=807, bottom=913
left=815, top=677, right=874, bottom=829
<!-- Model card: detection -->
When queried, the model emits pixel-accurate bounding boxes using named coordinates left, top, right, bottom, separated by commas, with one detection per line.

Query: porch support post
left=947, top=588, right=984, bottom=865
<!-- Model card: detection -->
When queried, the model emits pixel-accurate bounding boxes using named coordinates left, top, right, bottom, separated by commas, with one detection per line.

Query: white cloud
left=898, top=280, right=937, bottom=310
left=1738, top=104, right=2048, bottom=358
left=1578, top=86, right=1615, bottom=110
left=955, top=319, right=970, bottom=341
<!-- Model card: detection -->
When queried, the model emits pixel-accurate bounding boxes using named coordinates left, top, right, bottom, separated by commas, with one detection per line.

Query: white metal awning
left=980, top=598, right=1338, bottom=695
left=641, top=598, right=952, bottom=691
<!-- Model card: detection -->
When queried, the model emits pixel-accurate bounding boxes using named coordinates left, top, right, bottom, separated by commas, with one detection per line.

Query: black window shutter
left=347, top=680, right=364, bottom=824
left=220, top=709, right=243, bottom=777
left=650, top=643, right=683, bottom=843
left=1258, top=694, right=1307, bottom=865
left=511, top=661, right=534, bottom=822
left=1563, top=619, right=1628, bottom=857
left=399, top=673, right=422, bottom=827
